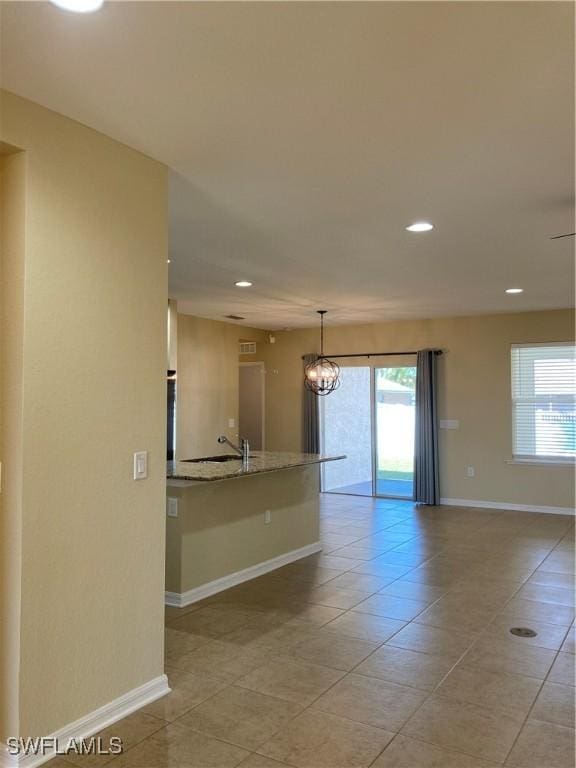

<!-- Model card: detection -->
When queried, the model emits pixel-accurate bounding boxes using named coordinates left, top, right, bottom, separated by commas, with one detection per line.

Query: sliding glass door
left=321, top=362, right=416, bottom=499
left=374, top=366, right=416, bottom=498
left=321, top=366, right=373, bottom=496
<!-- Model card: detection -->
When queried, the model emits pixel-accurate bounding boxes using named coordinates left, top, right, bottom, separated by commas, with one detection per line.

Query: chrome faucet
left=217, top=434, right=250, bottom=464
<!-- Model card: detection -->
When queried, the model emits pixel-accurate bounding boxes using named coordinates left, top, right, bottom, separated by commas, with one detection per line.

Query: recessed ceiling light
left=235, top=281, right=253, bottom=288
left=406, top=221, right=434, bottom=232
left=166, top=259, right=171, bottom=264
left=49, top=0, right=104, bottom=12
left=505, top=288, right=523, bottom=294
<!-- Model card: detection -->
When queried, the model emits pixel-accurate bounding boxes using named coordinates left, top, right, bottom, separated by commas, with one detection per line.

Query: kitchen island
left=165, top=451, right=344, bottom=607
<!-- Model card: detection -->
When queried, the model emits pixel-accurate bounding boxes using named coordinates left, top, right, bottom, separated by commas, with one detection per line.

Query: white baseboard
left=440, top=497, right=575, bottom=516
left=1, top=675, right=170, bottom=768
left=166, top=541, right=323, bottom=608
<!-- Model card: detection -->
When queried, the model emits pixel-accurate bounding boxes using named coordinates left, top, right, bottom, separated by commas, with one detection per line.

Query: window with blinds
left=511, top=343, right=576, bottom=461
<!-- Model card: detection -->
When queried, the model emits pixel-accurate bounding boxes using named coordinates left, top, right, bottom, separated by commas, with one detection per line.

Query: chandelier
left=304, top=311, right=341, bottom=396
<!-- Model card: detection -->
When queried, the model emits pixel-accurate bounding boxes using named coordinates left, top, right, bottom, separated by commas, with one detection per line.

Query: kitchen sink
left=182, top=454, right=255, bottom=463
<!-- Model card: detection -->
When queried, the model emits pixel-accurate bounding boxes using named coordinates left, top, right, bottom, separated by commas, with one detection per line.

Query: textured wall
left=258, top=310, right=575, bottom=511
left=0, top=149, right=26, bottom=741
left=166, top=466, right=320, bottom=594
left=1, top=91, right=168, bottom=738
left=176, top=314, right=267, bottom=459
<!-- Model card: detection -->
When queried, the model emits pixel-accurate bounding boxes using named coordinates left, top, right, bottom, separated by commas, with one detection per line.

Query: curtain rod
left=301, top=350, right=442, bottom=360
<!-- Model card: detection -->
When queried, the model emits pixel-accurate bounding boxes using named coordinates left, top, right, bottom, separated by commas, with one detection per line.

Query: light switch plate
left=440, top=419, right=460, bottom=430
left=133, top=451, right=148, bottom=480
left=167, top=497, right=178, bottom=517
left=228, top=418, right=235, bottom=428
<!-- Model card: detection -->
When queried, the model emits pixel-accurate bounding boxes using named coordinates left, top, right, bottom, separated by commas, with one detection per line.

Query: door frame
left=370, top=367, right=377, bottom=497
left=321, top=361, right=416, bottom=500
left=373, top=363, right=416, bottom=500
left=239, top=361, right=266, bottom=451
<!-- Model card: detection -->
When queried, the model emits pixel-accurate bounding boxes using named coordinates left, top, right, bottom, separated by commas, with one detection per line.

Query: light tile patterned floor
left=56, top=495, right=575, bottom=767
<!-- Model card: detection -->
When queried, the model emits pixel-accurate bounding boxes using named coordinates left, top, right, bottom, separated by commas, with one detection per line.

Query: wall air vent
left=239, top=342, right=257, bottom=355
left=225, top=314, right=245, bottom=321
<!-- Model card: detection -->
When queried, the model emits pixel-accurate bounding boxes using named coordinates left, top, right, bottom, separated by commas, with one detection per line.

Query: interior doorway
left=239, top=362, right=266, bottom=451
left=320, top=362, right=416, bottom=499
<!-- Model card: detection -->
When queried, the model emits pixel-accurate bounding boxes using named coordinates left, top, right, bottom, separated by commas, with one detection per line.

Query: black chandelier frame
left=304, top=310, right=341, bottom=396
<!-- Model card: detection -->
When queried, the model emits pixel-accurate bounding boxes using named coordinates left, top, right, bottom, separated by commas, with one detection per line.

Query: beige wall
left=175, top=314, right=267, bottom=458
left=239, top=363, right=265, bottom=450
left=257, top=310, right=575, bottom=511
left=166, top=466, right=320, bottom=595
left=0, top=148, right=26, bottom=740
left=0, top=92, right=168, bottom=738
left=167, top=299, right=178, bottom=371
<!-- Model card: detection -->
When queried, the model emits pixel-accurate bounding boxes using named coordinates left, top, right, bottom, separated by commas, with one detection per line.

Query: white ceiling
left=1, top=1, right=574, bottom=329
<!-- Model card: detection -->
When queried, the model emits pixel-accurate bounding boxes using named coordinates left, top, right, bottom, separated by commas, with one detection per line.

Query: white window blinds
left=511, top=343, right=576, bottom=460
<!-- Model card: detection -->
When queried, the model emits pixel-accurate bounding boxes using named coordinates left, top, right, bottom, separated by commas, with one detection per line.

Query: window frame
left=510, top=341, right=576, bottom=465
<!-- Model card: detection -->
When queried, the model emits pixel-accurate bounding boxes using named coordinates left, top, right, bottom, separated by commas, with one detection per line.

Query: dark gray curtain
left=302, top=353, right=320, bottom=453
left=414, top=350, right=440, bottom=504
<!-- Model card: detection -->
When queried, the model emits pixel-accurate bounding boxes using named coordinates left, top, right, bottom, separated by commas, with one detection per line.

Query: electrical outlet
left=265, top=510, right=271, bottom=524
left=167, top=497, right=178, bottom=517
left=467, top=466, right=475, bottom=478
left=440, top=419, right=460, bottom=430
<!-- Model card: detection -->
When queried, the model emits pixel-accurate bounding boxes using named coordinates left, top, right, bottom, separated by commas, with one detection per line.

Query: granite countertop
left=167, top=451, right=345, bottom=482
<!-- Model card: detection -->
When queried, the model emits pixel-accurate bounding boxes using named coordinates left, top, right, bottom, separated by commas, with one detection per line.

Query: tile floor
left=55, top=495, right=575, bottom=767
